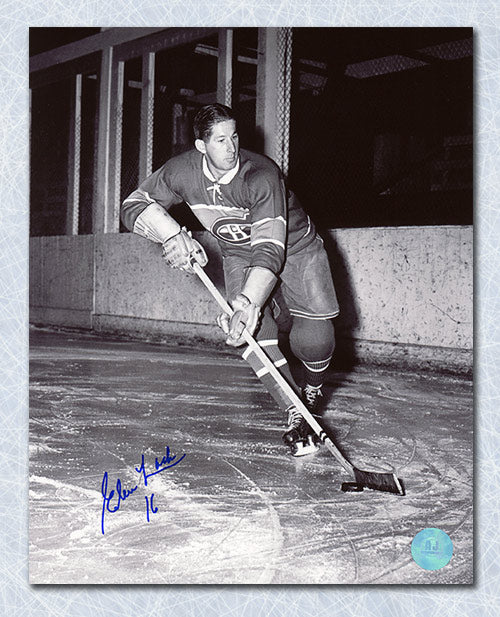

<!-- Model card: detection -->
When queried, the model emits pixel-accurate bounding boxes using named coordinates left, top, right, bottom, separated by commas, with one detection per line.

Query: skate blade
left=292, top=439, right=320, bottom=457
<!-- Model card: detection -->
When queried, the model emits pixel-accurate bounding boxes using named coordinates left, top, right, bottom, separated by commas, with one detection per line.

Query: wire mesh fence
left=231, top=28, right=258, bottom=151
left=275, top=28, right=293, bottom=178
left=119, top=56, right=142, bottom=232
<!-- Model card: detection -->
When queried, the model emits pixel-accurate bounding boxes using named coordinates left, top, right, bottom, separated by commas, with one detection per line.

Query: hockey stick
left=192, top=261, right=405, bottom=496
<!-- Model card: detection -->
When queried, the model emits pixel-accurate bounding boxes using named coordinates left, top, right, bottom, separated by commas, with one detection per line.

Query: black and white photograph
left=29, top=26, right=473, bottom=585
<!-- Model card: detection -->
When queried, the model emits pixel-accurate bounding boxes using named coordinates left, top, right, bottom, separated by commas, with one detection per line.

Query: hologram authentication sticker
left=411, top=528, right=453, bottom=571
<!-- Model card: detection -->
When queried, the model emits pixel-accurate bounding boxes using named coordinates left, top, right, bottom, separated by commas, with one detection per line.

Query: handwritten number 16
left=145, top=493, right=158, bottom=522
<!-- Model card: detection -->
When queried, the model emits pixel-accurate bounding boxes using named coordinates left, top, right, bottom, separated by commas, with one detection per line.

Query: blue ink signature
left=101, top=446, right=186, bottom=534
left=135, top=446, right=186, bottom=486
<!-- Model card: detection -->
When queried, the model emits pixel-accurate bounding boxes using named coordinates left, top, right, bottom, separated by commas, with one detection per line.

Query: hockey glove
left=217, top=293, right=261, bottom=347
left=162, top=229, right=208, bottom=272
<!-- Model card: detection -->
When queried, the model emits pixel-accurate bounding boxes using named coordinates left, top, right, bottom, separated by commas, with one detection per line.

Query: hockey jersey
left=121, top=148, right=315, bottom=275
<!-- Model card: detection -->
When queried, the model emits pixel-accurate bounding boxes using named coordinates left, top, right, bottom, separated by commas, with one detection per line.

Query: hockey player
left=121, top=104, right=339, bottom=456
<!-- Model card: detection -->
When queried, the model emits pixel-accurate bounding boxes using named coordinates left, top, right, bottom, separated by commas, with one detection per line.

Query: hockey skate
left=282, top=406, right=319, bottom=457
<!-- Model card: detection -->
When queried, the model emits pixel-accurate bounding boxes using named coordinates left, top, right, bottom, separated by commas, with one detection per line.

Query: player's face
left=196, top=119, right=239, bottom=180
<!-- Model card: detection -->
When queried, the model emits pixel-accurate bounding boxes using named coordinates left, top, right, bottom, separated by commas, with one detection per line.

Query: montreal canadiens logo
left=211, top=217, right=251, bottom=245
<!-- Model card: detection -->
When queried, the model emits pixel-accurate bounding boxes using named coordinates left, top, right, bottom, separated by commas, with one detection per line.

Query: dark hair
left=193, top=104, right=236, bottom=141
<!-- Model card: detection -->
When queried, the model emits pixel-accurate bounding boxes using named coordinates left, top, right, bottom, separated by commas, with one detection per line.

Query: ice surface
left=29, top=329, right=473, bottom=584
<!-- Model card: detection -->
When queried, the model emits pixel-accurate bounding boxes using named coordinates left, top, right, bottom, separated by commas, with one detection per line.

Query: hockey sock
left=289, top=317, right=335, bottom=388
left=302, top=361, right=330, bottom=388
left=241, top=311, right=300, bottom=412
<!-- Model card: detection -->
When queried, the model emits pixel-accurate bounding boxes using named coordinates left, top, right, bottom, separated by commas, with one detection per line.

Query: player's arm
left=218, top=167, right=287, bottom=346
left=217, top=265, right=277, bottom=346
left=121, top=167, right=207, bottom=272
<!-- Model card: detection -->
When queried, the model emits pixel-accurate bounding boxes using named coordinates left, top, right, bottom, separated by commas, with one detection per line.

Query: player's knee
left=289, top=317, right=335, bottom=361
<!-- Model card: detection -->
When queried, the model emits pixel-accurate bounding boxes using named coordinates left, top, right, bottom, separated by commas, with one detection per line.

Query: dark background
left=30, top=27, right=472, bottom=235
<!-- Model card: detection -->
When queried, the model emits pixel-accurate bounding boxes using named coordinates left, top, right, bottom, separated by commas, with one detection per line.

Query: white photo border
left=4, top=2, right=496, bottom=614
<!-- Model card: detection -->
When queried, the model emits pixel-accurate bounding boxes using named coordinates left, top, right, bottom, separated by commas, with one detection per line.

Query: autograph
left=100, top=446, right=186, bottom=534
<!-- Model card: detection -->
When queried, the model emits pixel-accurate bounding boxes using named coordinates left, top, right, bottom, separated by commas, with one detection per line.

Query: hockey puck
left=341, top=482, right=364, bottom=492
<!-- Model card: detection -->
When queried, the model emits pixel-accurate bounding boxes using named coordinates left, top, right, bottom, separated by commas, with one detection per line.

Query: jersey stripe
left=251, top=238, right=286, bottom=250
left=189, top=203, right=248, bottom=215
left=251, top=216, right=286, bottom=228
left=123, top=188, right=155, bottom=205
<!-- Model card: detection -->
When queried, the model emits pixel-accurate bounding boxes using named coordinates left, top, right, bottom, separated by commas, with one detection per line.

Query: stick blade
left=353, top=468, right=405, bottom=495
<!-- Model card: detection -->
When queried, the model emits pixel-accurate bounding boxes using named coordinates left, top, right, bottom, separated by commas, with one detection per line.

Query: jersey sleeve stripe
left=250, top=238, right=286, bottom=250
left=123, top=189, right=155, bottom=205
left=251, top=216, right=286, bottom=228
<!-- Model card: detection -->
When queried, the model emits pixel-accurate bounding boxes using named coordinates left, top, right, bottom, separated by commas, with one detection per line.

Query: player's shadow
left=321, top=231, right=361, bottom=370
